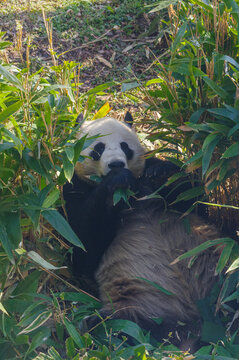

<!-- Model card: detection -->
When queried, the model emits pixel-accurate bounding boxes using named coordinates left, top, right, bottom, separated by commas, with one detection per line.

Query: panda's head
left=75, top=113, right=145, bottom=179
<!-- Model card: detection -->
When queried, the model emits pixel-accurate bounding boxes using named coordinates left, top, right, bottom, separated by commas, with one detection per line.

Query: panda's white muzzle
left=108, top=160, right=126, bottom=170
left=100, top=149, right=128, bottom=176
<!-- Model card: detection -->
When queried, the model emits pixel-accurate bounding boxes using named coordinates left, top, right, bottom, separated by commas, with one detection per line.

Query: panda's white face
left=75, top=117, right=145, bottom=178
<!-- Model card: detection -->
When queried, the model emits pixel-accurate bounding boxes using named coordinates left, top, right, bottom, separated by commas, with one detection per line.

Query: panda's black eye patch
left=120, top=142, right=133, bottom=160
left=89, top=142, right=105, bottom=161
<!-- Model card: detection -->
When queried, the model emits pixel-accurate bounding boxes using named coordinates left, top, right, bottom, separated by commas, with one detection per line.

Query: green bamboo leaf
left=25, top=329, right=50, bottom=357
left=66, top=337, right=76, bottom=359
left=28, top=251, right=67, bottom=270
left=113, top=188, right=133, bottom=206
left=202, top=136, right=221, bottom=175
left=59, top=292, right=100, bottom=307
left=207, top=123, right=230, bottom=135
left=0, top=100, right=23, bottom=123
left=2, top=210, right=22, bottom=248
left=223, top=0, right=239, bottom=21
left=226, top=257, right=239, bottom=273
left=122, top=81, right=140, bottom=92
left=207, top=108, right=239, bottom=123
left=42, top=188, right=60, bottom=208
left=190, top=0, right=213, bottom=12
left=3, top=128, right=22, bottom=156
left=203, top=76, right=230, bottom=100
left=18, top=310, right=52, bottom=334
left=12, top=270, right=41, bottom=297
left=149, top=0, right=178, bottom=13
left=20, top=194, right=41, bottom=228
left=64, top=317, right=84, bottom=348
left=106, top=319, right=147, bottom=344
left=0, top=64, right=24, bottom=91
left=56, top=96, right=69, bottom=111
left=185, top=149, right=203, bottom=165
left=219, top=55, right=239, bottom=71
left=222, top=143, right=239, bottom=158
left=42, top=209, right=84, bottom=249
left=87, top=81, right=116, bottom=95
left=169, top=58, right=192, bottom=75
left=0, top=302, right=9, bottom=315
left=171, top=22, right=187, bottom=54
left=172, top=238, right=232, bottom=264
left=47, top=347, right=62, bottom=360
left=0, top=41, right=12, bottom=49
left=190, top=108, right=206, bottom=123
left=137, top=277, right=175, bottom=296
left=216, top=240, right=234, bottom=274
left=62, top=156, right=74, bottom=182
left=0, top=218, right=15, bottom=264
left=166, top=172, right=187, bottom=186
left=171, top=186, right=204, bottom=204
left=65, top=146, right=74, bottom=162
left=145, top=78, right=163, bottom=86
left=22, top=148, right=46, bottom=176
left=228, top=123, right=239, bottom=137
left=202, top=134, right=220, bottom=151
left=0, top=142, right=15, bottom=152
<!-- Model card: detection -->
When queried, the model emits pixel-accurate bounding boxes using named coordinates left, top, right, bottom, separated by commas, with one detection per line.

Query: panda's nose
left=108, top=161, right=125, bottom=169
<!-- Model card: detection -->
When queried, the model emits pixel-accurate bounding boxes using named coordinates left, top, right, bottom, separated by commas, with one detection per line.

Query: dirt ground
left=0, top=0, right=166, bottom=88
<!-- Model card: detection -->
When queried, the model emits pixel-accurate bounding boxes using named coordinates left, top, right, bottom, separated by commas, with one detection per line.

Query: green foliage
left=0, top=38, right=106, bottom=359
left=141, top=0, right=239, bottom=192
left=123, top=0, right=239, bottom=357
left=1, top=0, right=239, bottom=358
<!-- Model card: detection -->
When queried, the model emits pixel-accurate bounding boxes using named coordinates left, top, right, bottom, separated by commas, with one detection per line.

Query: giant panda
left=63, top=112, right=221, bottom=350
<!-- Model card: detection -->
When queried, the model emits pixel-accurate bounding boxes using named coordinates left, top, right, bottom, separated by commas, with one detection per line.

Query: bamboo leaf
left=64, top=318, right=84, bottom=348
left=216, top=240, right=235, bottom=274
left=171, top=22, right=187, bottom=54
left=28, top=251, right=67, bottom=270
left=0, top=302, right=9, bottom=316
left=0, top=218, right=15, bottom=264
left=42, top=188, right=60, bottom=209
left=222, top=143, right=239, bottom=158
left=93, top=102, right=112, bottom=120
left=137, top=277, right=175, bottom=296
left=0, top=64, right=24, bottom=91
left=172, top=238, right=232, bottom=264
left=0, top=142, right=15, bottom=152
left=171, top=186, right=204, bottom=204
left=226, top=257, right=239, bottom=273
left=42, top=209, right=84, bottom=249
left=122, top=81, right=140, bottom=92
left=149, top=0, right=178, bottom=13
left=18, top=310, right=52, bottom=334
left=202, top=136, right=221, bottom=175
left=0, top=100, right=23, bottom=123
left=86, top=82, right=115, bottom=95
left=62, top=156, right=74, bottom=183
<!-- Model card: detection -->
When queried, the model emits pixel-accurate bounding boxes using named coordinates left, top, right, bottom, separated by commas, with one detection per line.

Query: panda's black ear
left=75, top=113, right=84, bottom=127
left=124, top=111, right=133, bottom=128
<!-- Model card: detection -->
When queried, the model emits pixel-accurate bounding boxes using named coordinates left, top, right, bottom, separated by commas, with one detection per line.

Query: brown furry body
left=95, top=209, right=220, bottom=344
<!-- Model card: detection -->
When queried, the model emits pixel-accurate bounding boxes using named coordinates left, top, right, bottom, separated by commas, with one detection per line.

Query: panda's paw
left=144, top=161, right=179, bottom=178
left=103, top=168, right=136, bottom=192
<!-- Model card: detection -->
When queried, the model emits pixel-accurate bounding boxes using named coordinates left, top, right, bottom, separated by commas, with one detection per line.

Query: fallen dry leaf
left=96, top=55, right=112, bottom=68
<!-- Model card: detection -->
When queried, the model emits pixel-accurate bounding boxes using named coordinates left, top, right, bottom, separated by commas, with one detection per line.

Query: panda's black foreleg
left=63, top=169, right=136, bottom=279
left=142, top=157, right=204, bottom=214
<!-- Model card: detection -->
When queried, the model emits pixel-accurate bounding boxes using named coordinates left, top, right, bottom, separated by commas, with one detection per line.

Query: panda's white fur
left=66, top=115, right=221, bottom=349
left=75, top=117, right=145, bottom=178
